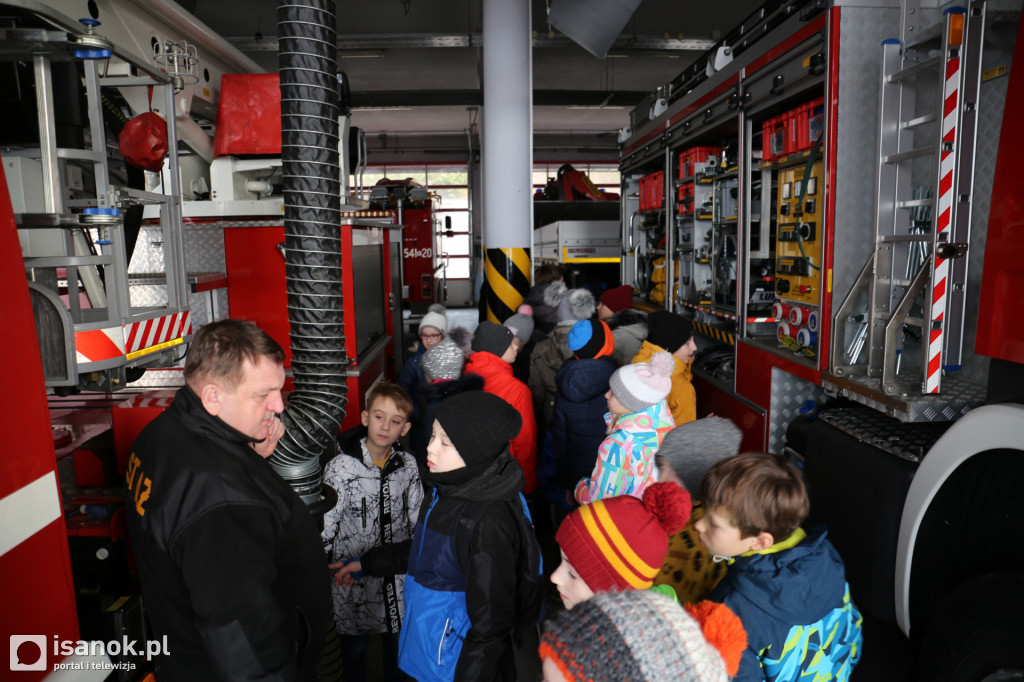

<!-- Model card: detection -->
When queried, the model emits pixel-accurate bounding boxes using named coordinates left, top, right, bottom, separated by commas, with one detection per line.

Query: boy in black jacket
left=399, top=391, right=543, bottom=682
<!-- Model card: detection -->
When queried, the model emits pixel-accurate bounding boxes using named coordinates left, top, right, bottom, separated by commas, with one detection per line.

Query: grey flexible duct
left=269, top=0, right=348, bottom=505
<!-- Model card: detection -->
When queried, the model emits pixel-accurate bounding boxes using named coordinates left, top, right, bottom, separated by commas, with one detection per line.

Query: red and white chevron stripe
left=926, top=55, right=961, bottom=394
left=124, top=311, right=193, bottom=357
left=74, top=326, right=126, bottom=364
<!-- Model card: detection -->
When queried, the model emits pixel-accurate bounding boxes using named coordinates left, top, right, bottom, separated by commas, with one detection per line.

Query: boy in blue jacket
left=399, top=391, right=543, bottom=682
left=695, top=452, right=863, bottom=682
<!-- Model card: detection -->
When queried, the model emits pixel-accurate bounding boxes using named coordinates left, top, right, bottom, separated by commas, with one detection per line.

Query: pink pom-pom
left=642, top=481, right=692, bottom=534
left=649, top=351, right=676, bottom=378
left=517, top=303, right=534, bottom=316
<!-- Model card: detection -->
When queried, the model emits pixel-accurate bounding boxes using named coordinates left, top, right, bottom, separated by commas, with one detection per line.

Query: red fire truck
left=618, top=0, right=1023, bottom=677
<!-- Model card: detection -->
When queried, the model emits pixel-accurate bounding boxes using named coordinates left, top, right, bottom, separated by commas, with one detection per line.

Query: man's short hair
left=700, top=452, right=810, bottom=542
left=184, top=319, right=285, bottom=390
left=365, top=382, right=413, bottom=420
left=534, top=263, right=564, bottom=286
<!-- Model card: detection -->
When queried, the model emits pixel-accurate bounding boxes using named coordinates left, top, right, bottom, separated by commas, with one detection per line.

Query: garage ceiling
left=186, top=0, right=763, bottom=159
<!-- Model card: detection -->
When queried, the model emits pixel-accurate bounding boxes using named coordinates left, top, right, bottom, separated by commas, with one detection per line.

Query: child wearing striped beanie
left=539, top=590, right=746, bottom=682
left=551, top=481, right=691, bottom=610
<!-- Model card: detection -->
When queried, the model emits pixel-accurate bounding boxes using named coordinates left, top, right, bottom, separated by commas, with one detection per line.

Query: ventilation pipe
left=268, top=0, right=347, bottom=504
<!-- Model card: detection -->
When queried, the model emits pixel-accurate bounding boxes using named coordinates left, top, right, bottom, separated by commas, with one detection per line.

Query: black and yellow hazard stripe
left=692, top=320, right=736, bottom=346
left=485, top=247, right=531, bottom=323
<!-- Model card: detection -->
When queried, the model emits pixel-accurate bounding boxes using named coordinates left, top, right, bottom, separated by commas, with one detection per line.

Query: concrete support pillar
left=481, top=0, right=532, bottom=323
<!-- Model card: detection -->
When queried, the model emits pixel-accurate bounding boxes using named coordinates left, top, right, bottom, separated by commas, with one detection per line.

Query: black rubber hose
left=269, top=0, right=348, bottom=505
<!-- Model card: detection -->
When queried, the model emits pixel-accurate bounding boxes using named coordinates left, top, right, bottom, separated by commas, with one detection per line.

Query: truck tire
left=917, top=572, right=1024, bottom=682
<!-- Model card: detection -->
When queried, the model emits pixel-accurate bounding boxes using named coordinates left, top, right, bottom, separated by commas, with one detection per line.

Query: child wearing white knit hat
left=574, top=351, right=677, bottom=505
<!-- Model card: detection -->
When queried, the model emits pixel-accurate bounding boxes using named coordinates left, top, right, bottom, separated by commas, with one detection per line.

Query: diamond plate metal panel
left=818, top=405, right=951, bottom=462
left=128, top=223, right=228, bottom=322
left=128, top=225, right=168, bottom=274
left=130, top=369, right=187, bottom=388
left=183, top=225, right=228, bottom=274
left=823, top=371, right=985, bottom=421
left=769, top=366, right=828, bottom=454
left=831, top=6, right=901, bottom=310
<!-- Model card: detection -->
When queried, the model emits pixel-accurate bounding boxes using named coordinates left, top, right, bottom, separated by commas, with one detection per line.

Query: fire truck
left=618, top=0, right=1023, bottom=678
left=1, top=0, right=396, bottom=678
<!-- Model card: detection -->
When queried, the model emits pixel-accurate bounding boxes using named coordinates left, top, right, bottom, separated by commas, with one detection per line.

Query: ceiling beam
left=351, top=89, right=648, bottom=108
left=226, top=32, right=715, bottom=53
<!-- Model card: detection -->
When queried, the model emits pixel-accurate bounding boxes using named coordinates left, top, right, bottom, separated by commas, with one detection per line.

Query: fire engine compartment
left=2, top=0, right=1024, bottom=680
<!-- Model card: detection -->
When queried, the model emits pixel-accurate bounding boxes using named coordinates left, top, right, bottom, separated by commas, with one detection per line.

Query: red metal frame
left=735, top=339, right=823, bottom=410
left=693, top=375, right=768, bottom=451
left=399, top=207, right=436, bottom=304
left=0, top=158, right=80, bottom=678
left=817, top=6, right=842, bottom=372
left=224, top=222, right=395, bottom=432
left=667, top=74, right=741, bottom=128
left=743, top=14, right=828, bottom=77
left=975, top=14, right=1024, bottom=364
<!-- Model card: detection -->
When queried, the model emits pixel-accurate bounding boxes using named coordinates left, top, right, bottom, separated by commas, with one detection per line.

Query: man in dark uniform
left=125, top=319, right=329, bottom=680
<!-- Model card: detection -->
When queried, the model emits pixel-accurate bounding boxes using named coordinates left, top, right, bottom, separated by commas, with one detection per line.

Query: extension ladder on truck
left=829, top=1, right=986, bottom=420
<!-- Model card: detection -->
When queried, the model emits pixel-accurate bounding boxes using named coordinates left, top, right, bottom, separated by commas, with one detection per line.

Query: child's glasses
left=421, top=332, right=442, bottom=341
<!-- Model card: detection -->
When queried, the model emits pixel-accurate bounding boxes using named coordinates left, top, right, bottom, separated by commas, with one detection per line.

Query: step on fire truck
left=618, top=0, right=1023, bottom=678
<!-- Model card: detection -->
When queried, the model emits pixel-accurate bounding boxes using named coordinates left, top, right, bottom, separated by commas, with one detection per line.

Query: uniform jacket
left=399, top=452, right=538, bottom=682
left=632, top=340, right=697, bottom=425
left=321, top=427, right=424, bottom=636
left=399, top=343, right=430, bottom=457
left=124, top=386, right=329, bottom=682
left=574, top=400, right=675, bottom=505
left=527, top=323, right=574, bottom=433
left=608, top=309, right=648, bottom=367
left=462, top=351, right=538, bottom=494
left=549, top=356, right=617, bottom=492
left=709, top=527, right=863, bottom=682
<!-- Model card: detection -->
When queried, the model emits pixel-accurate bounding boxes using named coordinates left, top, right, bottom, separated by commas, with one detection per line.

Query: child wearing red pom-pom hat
left=551, top=481, right=692, bottom=610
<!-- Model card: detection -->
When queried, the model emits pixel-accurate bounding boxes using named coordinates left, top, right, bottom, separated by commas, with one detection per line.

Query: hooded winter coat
left=607, top=308, right=649, bottom=366
left=548, top=356, right=617, bottom=493
left=462, top=351, right=538, bottom=494
left=709, top=526, right=863, bottom=682
left=399, top=452, right=541, bottom=682
left=632, top=339, right=697, bottom=425
left=523, top=282, right=559, bottom=335
left=527, top=323, right=574, bottom=434
left=321, top=427, right=424, bottom=636
left=125, top=386, right=329, bottom=681
left=573, top=400, right=675, bottom=505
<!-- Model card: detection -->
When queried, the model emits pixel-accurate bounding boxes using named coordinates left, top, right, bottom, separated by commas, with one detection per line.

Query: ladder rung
left=902, top=113, right=937, bottom=129
left=56, top=149, right=105, bottom=163
left=897, top=197, right=936, bottom=209
left=884, top=147, right=934, bottom=163
left=880, top=234, right=932, bottom=242
left=888, top=54, right=942, bottom=82
left=876, top=311, right=925, bottom=326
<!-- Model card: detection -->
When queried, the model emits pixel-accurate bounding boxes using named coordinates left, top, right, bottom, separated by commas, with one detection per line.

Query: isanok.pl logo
left=9, top=635, right=46, bottom=671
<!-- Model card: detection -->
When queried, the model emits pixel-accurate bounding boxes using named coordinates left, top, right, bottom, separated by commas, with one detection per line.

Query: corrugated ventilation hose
left=269, top=0, right=347, bottom=505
